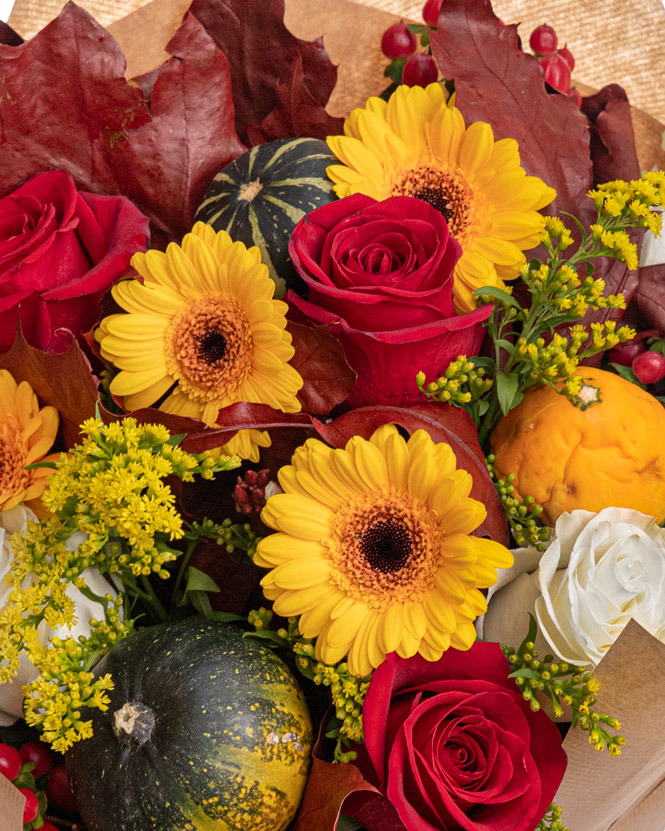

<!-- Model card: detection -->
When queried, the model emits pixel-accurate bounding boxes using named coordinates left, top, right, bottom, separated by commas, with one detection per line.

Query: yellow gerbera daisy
left=96, top=223, right=303, bottom=462
left=0, top=370, right=59, bottom=512
left=255, top=424, right=513, bottom=677
left=326, top=83, right=556, bottom=312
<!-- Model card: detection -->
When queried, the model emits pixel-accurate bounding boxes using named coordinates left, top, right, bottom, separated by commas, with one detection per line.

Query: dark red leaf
left=188, top=0, right=339, bottom=144
left=0, top=5, right=245, bottom=245
left=0, top=327, right=98, bottom=449
left=581, top=85, right=641, bottom=186
left=0, top=5, right=149, bottom=199
left=108, top=13, right=246, bottom=241
left=294, top=721, right=379, bottom=831
left=98, top=401, right=314, bottom=454
left=0, top=21, right=22, bottom=46
left=289, top=322, right=357, bottom=415
left=313, top=404, right=509, bottom=545
left=430, top=0, right=593, bottom=223
left=246, top=55, right=344, bottom=144
left=636, top=264, right=665, bottom=331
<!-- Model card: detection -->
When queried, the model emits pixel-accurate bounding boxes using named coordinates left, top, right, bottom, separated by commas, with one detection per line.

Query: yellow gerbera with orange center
left=96, top=223, right=303, bottom=462
left=0, top=370, right=58, bottom=512
left=326, top=83, right=556, bottom=312
left=255, top=424, right=512, bottom=677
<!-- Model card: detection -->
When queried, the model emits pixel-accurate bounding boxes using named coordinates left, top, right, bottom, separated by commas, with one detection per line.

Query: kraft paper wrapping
left=2, top=1, right=665, bottom=829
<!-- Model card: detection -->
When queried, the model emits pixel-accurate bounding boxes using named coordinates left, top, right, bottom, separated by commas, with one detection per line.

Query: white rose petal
left=483, top=506, right=665, bottom=668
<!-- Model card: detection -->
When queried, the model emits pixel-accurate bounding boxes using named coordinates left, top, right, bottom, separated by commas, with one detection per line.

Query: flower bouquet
left=1, top=0, right=665, bottom=829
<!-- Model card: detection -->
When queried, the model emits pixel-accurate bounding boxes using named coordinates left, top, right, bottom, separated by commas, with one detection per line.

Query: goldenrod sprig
left=418, top=172, right=664, bottom=446
left=485, top=456, right=551, bottom=550
left=537, top=804, right=570, bottom=831
left=504, top=616, right=625, bottom=755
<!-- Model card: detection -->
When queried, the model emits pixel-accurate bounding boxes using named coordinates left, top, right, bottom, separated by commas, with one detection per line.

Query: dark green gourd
left=66, top=618, right=312, bottom=831
left=195, top=138, right=337, bottom=296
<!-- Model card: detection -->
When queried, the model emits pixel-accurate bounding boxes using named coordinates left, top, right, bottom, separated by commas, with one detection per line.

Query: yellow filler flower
left=96, top=223, right=303, bottom=462
left=326, top=83, right=556, bottom=312
left=255, top=424, right=512, bottom=677
left=0, top=370, right=58, bottom=512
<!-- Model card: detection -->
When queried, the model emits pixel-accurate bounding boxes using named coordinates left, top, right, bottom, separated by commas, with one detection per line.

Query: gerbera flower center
left=0, top=425, right=29, bottom=502
left=392, top=165, right=475, bottom=242
left=165, top=297, right=253, bottom=403
left=327, top=486, right=443, bottom=611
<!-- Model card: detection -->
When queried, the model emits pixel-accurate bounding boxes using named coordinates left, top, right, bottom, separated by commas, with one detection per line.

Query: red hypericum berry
left=608, top=339, right=646, bottom=367
left=47, top=764, right=77, bottom=813
left=632, top=350, right=665, bottom=385
left=381, top=22, right=417, bottom=60
left=19, top=741, right=53, bottom=779
left=529, top=23, right=557, bottom=54
left=565, top=87, right=582, bottom=108
left=540, top=52, right=571, bottom=93
left=402, top=53, right=438, bottom=87
left=0, top=743, right=22, bottom=782
left=18, top=787, right=39, bottom=824
left=423, top=0, right=444, bottom=27
left=558, top=46, right=575, bottom=71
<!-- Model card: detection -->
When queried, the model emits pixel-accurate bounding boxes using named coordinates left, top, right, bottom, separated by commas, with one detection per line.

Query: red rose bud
left=346, top=644, right=567, bottom=831
left=0, top=171, right=149, bottom=353
left=288, top=194, right=490, bottom=408
left=540, top=51, right=572, bottom=93
left=233, top=469, right=272, bottom=514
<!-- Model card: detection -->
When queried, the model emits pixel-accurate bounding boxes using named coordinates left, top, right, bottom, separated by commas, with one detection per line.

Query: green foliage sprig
left=537, top=803, right=571, bottom=831
left=504, top=616, right=625, bottom=755
left=419, top=172, right=665, bottom=446
left=485, top=455, right=551, bottom=550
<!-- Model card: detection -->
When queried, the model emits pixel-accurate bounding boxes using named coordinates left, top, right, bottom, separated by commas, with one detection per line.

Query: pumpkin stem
left=113, top=701, right=156, bottom=746
left=238, top=179, right=262, bottom=202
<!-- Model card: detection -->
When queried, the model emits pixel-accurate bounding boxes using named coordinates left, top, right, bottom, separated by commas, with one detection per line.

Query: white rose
left=0, top=506, right=116, bottom=725
left=482, top=507, right=665, bottom=668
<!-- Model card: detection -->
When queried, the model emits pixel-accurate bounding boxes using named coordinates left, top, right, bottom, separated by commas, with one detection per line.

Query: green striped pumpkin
left=195, top=138, right=337, bottom=297
left=66, top=618, right=313, bottom=831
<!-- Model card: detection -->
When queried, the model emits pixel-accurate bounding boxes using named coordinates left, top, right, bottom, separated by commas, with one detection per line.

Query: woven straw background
left=8, top=0, right=665, bottom=143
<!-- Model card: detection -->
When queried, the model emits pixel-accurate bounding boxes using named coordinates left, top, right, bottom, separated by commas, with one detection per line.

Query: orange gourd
left=490, top=367, right=665, bottom=525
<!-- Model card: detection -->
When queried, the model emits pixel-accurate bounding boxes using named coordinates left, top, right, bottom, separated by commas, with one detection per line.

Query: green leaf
left=508, top=668, right=543, bottom=681
left=23, top=461, right=58, bottom=470
left=472, top=285, right=522, bottom=311
left=166, top=432, right=186, bottom=446
left=648, top=340, right=665, bottom=355
left=560, top=210, right=588, bottom=243
left=494, top=338, right=518, bottom=357
left=420, top=30, right=430, bottom=47
left=495, top=371, right=520, bottom=415
left=476, top=399, right=490, bottom=416
left=210, top=611, right=246, bottom=623
left=184, top=566, right=221, bottom=594
left=406, top=23, right=426, bottom=33
left=188, top=590, right=216, bottom=620
left=337, top=815, right=365, bottom=831
left=518, top=612, right=538, bottom=653
left=384, top=57, right=405, bottom=83
left=242, top=629, right=289, bottom=647
left=468, top=355, right=495, bottom=371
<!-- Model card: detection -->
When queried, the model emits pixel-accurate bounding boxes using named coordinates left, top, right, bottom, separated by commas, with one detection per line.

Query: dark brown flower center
left=360, top=518, right=412, bottom=574
left=393, top=165, right=474, bottom=241
left=197, top=331, right=228, bottom=364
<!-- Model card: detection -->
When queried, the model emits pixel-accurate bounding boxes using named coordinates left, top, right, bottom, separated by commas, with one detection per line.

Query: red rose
left=0, top=171, right=149, bottom=352
left=349, top=643, right=567, bottom=831
left=287, top=194, right=490, bottom=407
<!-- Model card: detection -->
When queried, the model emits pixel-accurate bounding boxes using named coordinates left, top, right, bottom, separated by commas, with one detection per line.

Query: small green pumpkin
left=66, top=618, right=312, bottom=831
left=195, top=137, right=337, bottom=297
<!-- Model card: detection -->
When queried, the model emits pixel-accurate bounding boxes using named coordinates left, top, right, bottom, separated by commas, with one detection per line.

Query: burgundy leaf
left=0, top=327, right=98, bottom=449
left=108, top=13, right=246, bottom=242
left=98, top=401, right=314, bottom=454
left=582, top=85, right=641, bottom=186
left=246, top=55, right=344, bottom=144
left=0, top=5, right=244, bottom=245
left=188, top=0, right=339, bottom=144
left=637, top=264, right=665, bottom=331
left=0, top=5, right=149, bottom=199
left=0, top=21, right=22, bottom=46
left=313, top=404, right=509, bottom=545
left=289, top=322, right=357, bottom=415
left=430, top=0, right=593, bottom=223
